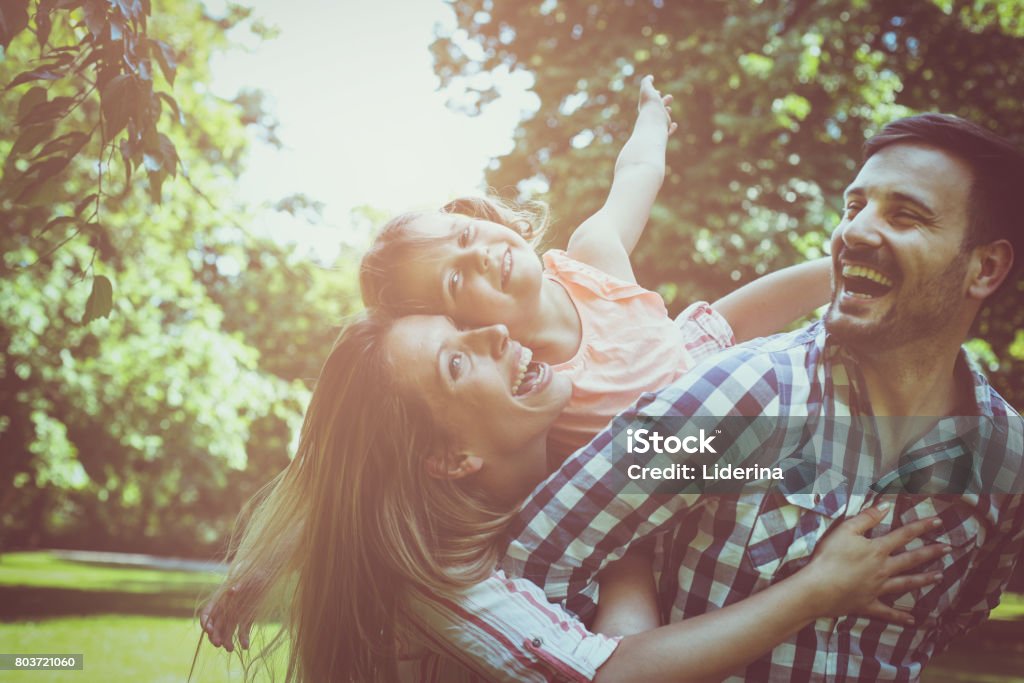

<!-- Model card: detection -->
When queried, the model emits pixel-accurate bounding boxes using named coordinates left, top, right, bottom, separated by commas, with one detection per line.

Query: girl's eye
left=448, top=353, right=464, bottom=380
left=448, top=270, right=461, bottom=297
left=458, top=226, right=471, bottom=247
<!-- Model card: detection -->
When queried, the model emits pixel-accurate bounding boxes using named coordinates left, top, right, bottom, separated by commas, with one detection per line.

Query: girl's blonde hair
left=359, top=194, right=550, bottom=316
left=207, top=312, right=515, bottom=682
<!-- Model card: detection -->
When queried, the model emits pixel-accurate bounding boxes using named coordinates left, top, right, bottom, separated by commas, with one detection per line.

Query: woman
left=201, top=312, right=945, bottom=682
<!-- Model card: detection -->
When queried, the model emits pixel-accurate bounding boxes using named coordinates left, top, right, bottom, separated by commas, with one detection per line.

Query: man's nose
left=840, top=205, right=885, bottom=250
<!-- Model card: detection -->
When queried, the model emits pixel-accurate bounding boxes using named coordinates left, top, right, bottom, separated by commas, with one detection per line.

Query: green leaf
left=156, top=91, right=183, bottom=124
left=74, top=193, right=98, bottom=216
left=5, top=66, right=63, bottom=90
left=16, top=86, right=47, bottom=122
left=150, top=39, right=176, bottom=85
left=101, top=73, right=136, bottom=139
left=33, top=131, right=90, bottom=160
left=10, top=122, right=54, bottom=155
left=82, top=275, right=114, bottom=324
left=36, top=0, right=56, bottom=48
left=0, top=0, right=31, bottom=50
left=19, top=95, right=75, bottom=125
left=82, top=0, right=107, bottom=39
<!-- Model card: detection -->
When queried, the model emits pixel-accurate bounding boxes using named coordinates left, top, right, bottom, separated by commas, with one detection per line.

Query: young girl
left=360, top=76, right=831, bottom=458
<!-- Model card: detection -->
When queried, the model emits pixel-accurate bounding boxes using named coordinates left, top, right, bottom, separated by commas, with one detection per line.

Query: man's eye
left=458, top=226, right=471, bottom=247
left=448, top=354, right=463, bottom=380
left=843, top=201, right=862, bottom=215
left=448, top=270, right=461, bottom=297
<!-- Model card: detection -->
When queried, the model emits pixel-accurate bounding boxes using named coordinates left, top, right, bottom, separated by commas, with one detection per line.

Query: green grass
left=0, top=552, right=285, bottom=682
left=0, top=551, right=1021, bottom=682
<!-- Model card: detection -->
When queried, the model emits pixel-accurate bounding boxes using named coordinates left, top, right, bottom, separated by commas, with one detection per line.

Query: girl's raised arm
left=712, top=257, right=832, bottom=343
left=567, top=75, right=675, bottom=284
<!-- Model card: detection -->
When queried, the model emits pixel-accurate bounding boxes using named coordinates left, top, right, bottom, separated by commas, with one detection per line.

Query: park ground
left=0, top=551, right=1021, bottom=682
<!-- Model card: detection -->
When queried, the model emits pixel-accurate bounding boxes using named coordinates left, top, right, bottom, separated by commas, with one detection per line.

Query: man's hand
left=638, top=75, right=677, bottom=136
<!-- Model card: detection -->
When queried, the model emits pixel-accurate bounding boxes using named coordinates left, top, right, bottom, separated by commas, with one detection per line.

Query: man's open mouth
left=511, top=346, right=547, bottom=396
left=841, top=263, right=895, bottom=299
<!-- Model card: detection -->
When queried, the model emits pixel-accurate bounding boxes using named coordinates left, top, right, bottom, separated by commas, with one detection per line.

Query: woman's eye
left=448, top=270, right=461, bottom=297
left=448, top=354, right=463, bottom=380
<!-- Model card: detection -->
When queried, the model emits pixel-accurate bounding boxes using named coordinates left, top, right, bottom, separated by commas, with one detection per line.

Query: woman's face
left=385, top=315, right=572, bottom=498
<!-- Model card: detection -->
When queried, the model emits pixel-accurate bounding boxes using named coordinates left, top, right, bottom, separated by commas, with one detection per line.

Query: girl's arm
left=567, top=75, right=675, bottom=283
left=593, top=506, right=945, bottom=683
left=712, top=257, right=832, bottom=343
left=592, top=545, right=660, bottom=636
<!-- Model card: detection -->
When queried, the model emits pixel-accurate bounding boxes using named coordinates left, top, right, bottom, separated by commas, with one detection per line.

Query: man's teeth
left=842, top=264, right=893, bottom=288
left=512, top=347, right=533, bottom=394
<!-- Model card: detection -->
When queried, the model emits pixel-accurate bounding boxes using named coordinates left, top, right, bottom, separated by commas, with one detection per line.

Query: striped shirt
left=504, top=321, right=1024, bottom=682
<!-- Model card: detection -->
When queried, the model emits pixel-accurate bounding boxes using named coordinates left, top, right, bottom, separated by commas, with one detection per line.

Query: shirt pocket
left=745, top=459, right=850, bottom=581
left=889, top=497, right=984, bottom=620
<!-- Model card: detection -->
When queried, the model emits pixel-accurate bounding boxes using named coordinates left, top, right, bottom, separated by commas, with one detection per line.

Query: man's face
left=825, top=143, right=974, bottom=351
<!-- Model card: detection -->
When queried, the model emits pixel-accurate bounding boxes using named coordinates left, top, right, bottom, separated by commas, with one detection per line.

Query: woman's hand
left=637, top=75, right=677, bottom=136
left=200, top=582, right=256, bottom=653
left=800, top=503, right=948, bottom=624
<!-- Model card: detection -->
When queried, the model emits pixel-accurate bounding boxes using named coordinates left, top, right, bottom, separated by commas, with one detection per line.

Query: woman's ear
left=968, top=239, right=1013, bottom=300
left=424, top=451, right=484, bottom=480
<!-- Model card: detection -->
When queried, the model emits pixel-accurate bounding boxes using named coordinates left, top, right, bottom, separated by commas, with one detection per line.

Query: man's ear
left=424, top=451, right=484, bottom=480
left=968, top=239, right=1014, bottom=300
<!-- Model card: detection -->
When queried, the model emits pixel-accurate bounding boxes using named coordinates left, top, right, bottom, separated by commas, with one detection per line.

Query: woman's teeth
left=512, top=346, right=532, bottom=395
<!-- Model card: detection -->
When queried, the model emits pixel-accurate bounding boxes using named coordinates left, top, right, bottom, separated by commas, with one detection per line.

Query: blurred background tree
left=432, top=0, right=1024, bottom=409
left=0, top=0, right=358, bottom=556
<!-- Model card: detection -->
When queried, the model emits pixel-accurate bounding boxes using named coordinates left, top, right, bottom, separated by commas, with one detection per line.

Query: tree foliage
left=432, top=0, right=1024, bottom=408
left=1, top=0, right=356, bottom=555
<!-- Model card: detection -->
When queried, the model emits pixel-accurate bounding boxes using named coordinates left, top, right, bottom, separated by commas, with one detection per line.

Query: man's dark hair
left=864, top=113, right=1023, bottom=264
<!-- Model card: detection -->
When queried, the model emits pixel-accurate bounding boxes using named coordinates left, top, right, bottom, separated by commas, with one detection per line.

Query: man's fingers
left=878, top=516, right=942, bottom=552
left=859, top=599, right=915, bottom=626
left=879, top=570, right=943, bottom=596
left=885, top=543, right=949, bottom=574
left=842, top=502, right=892, bottom=535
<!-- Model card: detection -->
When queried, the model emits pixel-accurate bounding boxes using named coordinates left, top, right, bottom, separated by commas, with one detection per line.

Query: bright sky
left=207, top=0, right=537, bottom=262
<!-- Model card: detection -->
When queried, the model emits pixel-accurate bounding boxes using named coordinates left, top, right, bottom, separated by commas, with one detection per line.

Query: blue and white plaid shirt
left=503, top=321, right=1024, bottom=682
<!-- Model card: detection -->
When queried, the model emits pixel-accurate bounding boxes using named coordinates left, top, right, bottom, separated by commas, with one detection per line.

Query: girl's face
left=385, top=315, right=572, bottom=500
left=392, top=213, right=546, bottom=336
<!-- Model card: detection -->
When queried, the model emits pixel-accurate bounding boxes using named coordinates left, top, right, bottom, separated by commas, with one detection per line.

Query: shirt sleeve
left=674, top=301, right=736, bottom=359
left=934, top=495, right=1024, bottom=650
left=406, top=571, right=620, bottom=683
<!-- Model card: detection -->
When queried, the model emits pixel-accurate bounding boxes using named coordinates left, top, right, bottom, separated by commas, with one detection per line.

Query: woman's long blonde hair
left=359, top=194, right=551, bottom=316
left=209, top=312, right=515, bottom=682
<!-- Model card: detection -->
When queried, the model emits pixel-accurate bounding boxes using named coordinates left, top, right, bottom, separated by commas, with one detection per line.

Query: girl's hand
left=637, top=75, right=677, bottom=136
left=800, top=503, right=948, bottom=625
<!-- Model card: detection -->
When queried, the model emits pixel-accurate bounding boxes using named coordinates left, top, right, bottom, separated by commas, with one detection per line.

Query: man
left=503, top=113, right=1024, bottom=681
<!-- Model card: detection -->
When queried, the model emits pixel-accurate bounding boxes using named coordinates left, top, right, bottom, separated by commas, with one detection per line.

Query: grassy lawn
left=0, top=551, right=1021, bottom=682
left=0, top=552, right=283, bottom=682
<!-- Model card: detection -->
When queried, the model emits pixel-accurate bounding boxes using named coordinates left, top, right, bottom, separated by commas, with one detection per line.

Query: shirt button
left=531, top=637, right=543, bottom=648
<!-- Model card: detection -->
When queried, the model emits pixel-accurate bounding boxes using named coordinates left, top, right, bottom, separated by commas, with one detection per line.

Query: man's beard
left=825, top=250, right=970, bottom=353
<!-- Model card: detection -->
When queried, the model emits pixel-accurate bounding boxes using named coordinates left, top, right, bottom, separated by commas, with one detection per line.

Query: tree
left=0, top=0, right=356, bottom=555
left=431, top=0, right=1024, bottom=408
